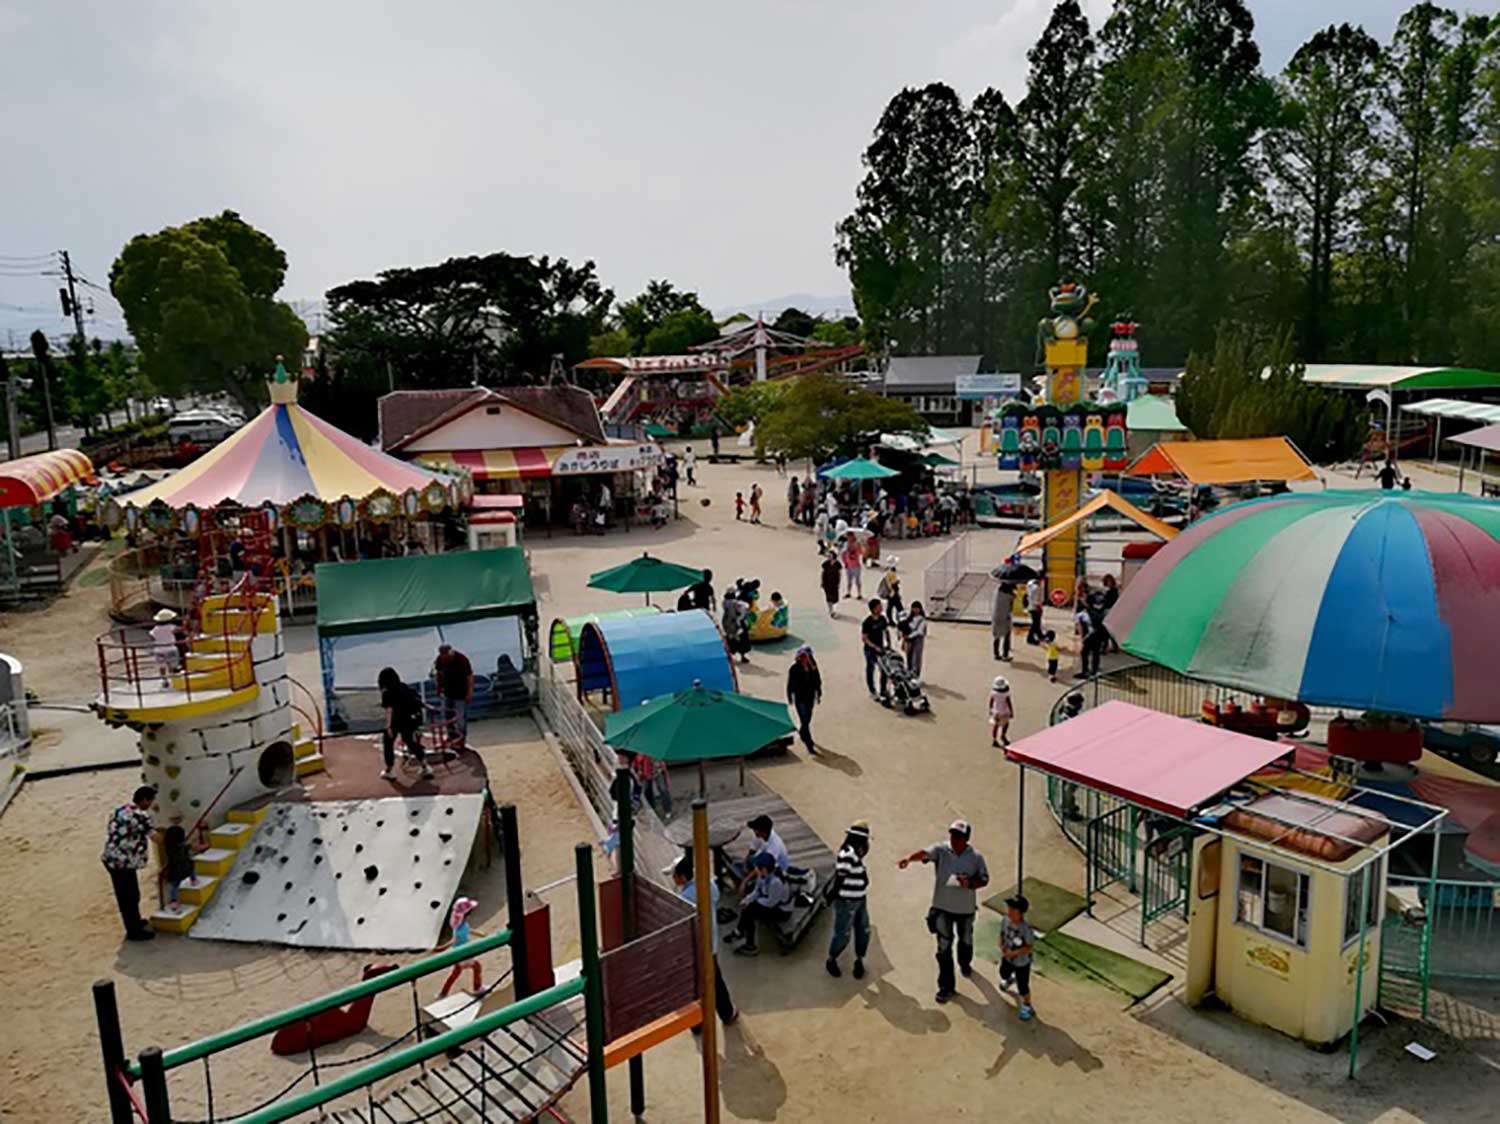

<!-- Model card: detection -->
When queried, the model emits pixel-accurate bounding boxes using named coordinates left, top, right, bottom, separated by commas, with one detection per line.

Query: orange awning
left=1126, top=437, right=1316, bottom=485
left=1018, top=490, right=1178, bottom=554
left=0, top=448, right=94, bottom=507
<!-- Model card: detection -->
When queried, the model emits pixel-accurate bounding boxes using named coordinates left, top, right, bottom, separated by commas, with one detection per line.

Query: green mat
left=982, top=877, right=1086, bottom=934
left=972, top=919, right=1170, bottom=1008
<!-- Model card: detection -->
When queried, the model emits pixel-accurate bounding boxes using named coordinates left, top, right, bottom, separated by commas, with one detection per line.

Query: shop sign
left=553, top=444, right=661, bottom=475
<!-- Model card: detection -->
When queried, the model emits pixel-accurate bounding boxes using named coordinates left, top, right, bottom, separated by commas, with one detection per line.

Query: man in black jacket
left=786, top=645, right=822, bottom=755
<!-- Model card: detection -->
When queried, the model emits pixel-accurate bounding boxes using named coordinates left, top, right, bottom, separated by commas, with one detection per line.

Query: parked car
left=167, top=408, right=241, bottom=446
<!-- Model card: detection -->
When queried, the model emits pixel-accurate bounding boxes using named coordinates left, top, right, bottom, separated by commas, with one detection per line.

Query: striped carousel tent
left=118, top=366, right=446, bottom=514
left=0, top=448, right=94, bottom=507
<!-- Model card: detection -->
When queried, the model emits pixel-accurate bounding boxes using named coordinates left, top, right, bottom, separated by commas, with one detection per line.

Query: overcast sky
left=3, top=0, right=1496, bottom=345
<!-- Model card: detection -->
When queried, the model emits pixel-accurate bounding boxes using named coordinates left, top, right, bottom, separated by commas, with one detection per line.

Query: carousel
left=101, top=361, right=472, bottom=622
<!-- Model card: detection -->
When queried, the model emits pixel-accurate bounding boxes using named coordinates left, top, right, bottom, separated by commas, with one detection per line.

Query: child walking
left=1045, top=630, right=1061, bottom=682
left=734, top=492, right=746, bottom=521
left=988, top=675, right=1014, bottom=748
left=162, top=823, right=195, bottom=905
left=749, top=483, right=763, bottom=524
left=438, top=897, right=484, bottom=997
left=821, top=554, right=842, bottom=617
left=999, top=893, right=1037, bottom=1020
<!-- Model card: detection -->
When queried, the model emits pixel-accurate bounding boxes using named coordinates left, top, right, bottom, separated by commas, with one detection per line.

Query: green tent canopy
left=587, top=552, right=704, bottom=605
left=603, top=684, right=795, bottom=763
left=316, top=547, right=535, bottom=637
left=548, top=606, right=661, bottom=662
left=822, top=457, right=900, bottom=481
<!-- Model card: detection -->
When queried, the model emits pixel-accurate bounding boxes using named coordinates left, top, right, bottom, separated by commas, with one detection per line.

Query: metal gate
left=1377, top=911, right=1431, bottom=1018
left=1086, top=800, right=1137, bottom=910
left=1140, top=825, right=1194, bottom=944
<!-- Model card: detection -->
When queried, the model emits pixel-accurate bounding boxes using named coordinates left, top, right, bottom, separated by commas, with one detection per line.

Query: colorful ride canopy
left=1110, top=491, right=1500, bottom=722
left=123, top=400, right=441, bottom=509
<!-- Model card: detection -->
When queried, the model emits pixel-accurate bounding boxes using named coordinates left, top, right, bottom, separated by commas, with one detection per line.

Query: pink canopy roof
left=1005, top=700, right=1292, bottom=817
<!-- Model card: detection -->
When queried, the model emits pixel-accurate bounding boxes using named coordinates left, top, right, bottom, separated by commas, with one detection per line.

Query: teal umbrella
left=605, top=682, right=796, bottom=792
left=587, top=552, right=704, bottom=605
left=822, top=457, right=900, bottom=481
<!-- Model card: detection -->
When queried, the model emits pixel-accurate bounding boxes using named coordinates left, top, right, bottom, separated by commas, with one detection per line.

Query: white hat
left=153, top=608, right=178, bottom=623
left=992, top=675, right=1010, bottom=692
left=949, top=818, right=972, bottom=838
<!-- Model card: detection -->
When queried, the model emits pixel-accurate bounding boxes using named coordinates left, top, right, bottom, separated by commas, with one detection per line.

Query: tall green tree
left=755, top=373, right=927, bottom=464
left=110, top=211, right=307, bottom=410
left=614, top=281, right=715, bottom=354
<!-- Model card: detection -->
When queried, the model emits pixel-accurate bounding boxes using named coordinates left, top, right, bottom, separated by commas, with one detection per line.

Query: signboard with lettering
left=553, top=444, right=662, bottom=476
left=955, top=373, right=1022, bottom=400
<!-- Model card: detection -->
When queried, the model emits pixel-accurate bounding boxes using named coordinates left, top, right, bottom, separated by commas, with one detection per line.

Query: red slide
left=270, top=963, right=398, bottom=1056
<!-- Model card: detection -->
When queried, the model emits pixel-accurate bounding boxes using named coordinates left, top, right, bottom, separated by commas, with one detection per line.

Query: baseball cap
left=948, top=818, right=972, bottom=838
left=1005, top=894, right=1030, bottom=913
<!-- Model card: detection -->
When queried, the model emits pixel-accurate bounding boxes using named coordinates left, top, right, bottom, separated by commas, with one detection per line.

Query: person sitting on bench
left=728, top=814, right=789, bottom=884
left=728, top=852, right=790, bottom=957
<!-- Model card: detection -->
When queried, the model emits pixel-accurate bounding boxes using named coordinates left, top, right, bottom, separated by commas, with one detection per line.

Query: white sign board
left=955, top=373, right=1022, bottom=400
left=553, top=443, right=661, bottom=475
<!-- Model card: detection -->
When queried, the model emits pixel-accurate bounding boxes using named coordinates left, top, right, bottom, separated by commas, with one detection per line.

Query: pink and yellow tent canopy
left=123, top=401, right=444, bottom=510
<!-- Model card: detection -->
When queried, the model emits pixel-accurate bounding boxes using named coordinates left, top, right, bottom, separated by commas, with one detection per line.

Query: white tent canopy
left=1401, top=398, right=1500, bottom=423
left=878, top=427, right=964, bottom=453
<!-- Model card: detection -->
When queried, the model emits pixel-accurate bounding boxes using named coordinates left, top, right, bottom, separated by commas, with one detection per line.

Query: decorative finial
left=268, top=354, right=300, bottom=405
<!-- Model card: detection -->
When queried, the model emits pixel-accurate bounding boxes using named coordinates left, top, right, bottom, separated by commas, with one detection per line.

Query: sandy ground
left=1, top=439, right=1497, bottom=1122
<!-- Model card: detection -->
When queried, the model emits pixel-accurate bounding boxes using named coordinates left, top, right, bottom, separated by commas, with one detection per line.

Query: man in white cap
left=899, top=819, right=989, bottom=1003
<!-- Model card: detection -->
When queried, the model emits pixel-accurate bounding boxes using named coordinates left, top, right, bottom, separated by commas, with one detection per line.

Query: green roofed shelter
left=314, top=547, right=538, bottom=732
left=548, top=606, right=661, bottom=662
left=822, top=457, right=900, bottom=481
left=1300, top=365, right=1500, bottom=391
left=587, top=551, right=704, bottom=605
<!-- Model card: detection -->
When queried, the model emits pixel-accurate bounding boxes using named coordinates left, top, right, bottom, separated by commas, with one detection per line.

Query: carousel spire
left=267, top=354, right=300, bottom=405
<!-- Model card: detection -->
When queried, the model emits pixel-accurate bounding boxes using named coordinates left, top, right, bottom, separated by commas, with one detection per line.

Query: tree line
left=837, top=1, right=1500, bottom=374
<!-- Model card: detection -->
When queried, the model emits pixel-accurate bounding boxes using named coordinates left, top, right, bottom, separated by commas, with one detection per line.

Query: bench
left=712, top=789, right=837, bottom=950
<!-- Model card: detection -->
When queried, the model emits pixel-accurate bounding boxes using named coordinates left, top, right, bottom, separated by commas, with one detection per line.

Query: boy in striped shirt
left=826, top=820, right=872, bottom=979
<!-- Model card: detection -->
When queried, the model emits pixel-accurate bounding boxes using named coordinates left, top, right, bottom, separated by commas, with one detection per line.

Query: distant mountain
left=712, top=292, right=857, bottom=322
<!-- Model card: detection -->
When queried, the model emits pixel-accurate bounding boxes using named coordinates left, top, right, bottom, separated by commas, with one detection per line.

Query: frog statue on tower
left=1036, top=281, right=1098, bottom=350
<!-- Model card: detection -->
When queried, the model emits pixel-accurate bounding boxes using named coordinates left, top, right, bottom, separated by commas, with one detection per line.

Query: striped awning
left=416, top=448, right=564, bottom=480
left=1401, top=398, right=1500, bottom=423
left=0, top=448, right=94, bottom=508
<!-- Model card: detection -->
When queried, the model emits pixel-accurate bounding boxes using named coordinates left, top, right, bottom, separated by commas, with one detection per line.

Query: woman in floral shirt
left=101, top=785, right=158, bottom=940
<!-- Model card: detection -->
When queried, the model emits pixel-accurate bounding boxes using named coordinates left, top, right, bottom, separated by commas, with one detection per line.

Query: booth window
left=1236, top=853, right=1309, bottom=948
left=1342, top=857, right=1384, bottom=946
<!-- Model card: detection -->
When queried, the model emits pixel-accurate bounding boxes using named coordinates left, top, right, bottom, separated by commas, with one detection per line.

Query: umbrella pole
left=692, top=800, right=721, bottom=1124
left=698, top=760, right=706, bottom=798
left=738, top=756, right=745, bottom=791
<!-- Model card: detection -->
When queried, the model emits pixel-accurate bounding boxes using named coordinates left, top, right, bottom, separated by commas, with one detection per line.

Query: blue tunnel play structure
left=575, top=608, right=736, bottom=710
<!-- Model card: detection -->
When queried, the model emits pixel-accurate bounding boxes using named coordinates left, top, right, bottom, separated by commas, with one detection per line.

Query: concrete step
left=177, top=874, right=219, bottom=905
left=293, top=737, right=318, bottom=760
left=193, top=847, right=237, bottom=877
left=192, top=634, right=254, bottom=655
left=226, top=805, right=268, bottom=827
left=208, top=821, right=256, bottom=850
left=150, top=902, right=200, bottom=934
left=294, top=754, right=325, bottom=778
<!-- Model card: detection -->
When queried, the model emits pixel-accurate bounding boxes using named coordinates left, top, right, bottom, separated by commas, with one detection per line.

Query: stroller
left=876, top=647, right=930, bottom=715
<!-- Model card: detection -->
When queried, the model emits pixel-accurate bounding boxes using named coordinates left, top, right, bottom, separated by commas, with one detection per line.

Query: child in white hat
left=149, top=609, right=182, bottom=688
left=437, top=897, right=484, bottom=997
left=988, top=675, right=1014, bottom=748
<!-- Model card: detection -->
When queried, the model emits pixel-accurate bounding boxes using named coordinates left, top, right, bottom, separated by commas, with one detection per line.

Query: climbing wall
left=189, top=795, right=484, bottom=950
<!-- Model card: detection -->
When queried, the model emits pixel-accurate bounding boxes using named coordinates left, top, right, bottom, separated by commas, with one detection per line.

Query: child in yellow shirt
left=1045, top=630, right=1061, bottom=682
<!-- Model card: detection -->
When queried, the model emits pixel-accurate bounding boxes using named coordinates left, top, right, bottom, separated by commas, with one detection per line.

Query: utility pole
left=29, top=331, right=56, bottom=452
left=0, top=352, right=19, bottom=461
left=59, top=251, right=87, bottom=347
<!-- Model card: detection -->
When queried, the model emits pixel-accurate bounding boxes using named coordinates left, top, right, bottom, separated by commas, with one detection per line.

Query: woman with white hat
left=988, top=675, right=1014, bottom=748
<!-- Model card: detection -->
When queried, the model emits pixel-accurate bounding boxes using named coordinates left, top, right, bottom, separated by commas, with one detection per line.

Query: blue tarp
left=577, top=609, right=734, bottom=710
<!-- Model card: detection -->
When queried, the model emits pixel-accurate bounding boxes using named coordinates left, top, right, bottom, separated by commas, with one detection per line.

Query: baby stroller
left=877, top=648, right=930, bottom=715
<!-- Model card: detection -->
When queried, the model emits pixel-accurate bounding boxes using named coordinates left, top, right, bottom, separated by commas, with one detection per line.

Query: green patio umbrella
left=822, top=457, right=900, bottom=481
left=605, top=681, right=796, bottom=793
left=586, top=551, right=704, bottom=605
left=922, top=451, right=960, bottom=467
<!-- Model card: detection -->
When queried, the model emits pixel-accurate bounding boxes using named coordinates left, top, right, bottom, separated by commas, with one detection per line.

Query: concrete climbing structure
left=93, top=585, right=324, bottom=934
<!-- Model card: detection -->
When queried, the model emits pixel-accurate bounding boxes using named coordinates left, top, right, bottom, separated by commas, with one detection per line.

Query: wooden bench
left=711, top=789, right=837, bottom=950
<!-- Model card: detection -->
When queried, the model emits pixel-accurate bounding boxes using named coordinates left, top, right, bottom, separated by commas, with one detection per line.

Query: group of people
left=990, top=570, right=1118, bottom=682
left=376, top=643, right=474, bottom=782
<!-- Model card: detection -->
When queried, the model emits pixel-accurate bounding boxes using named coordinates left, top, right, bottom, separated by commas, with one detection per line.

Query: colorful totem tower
left=1100, top=318, right=1147, bottom=403
left=1037, top=282, right=1097, bottom=598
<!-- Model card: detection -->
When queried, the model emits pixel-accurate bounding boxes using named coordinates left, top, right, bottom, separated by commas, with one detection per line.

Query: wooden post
left=575, top=844, right=609, bottom=1124
left=693, top=800, right=721, bottom=1124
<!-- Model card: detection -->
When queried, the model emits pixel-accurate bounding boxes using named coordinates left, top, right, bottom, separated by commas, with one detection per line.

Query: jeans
left=792, top=697, right=816, bottom=750
left=106, top=863, right=146, bottom=936
left=932, top=909, right=975, bottom=994
left=864, top=648, right=888, bottom=697
left=904, top=638, right=925, bottom=679
left=442, top=697, right=468, bottom=745
left=1080, top=636, right=1102, bottom=677
left=1028, top=608, right=1044, bottom=645
left=383, top=725, right=424, bottom=770
left=844, top=566, right=862, bottom=597
left=646, top=775, right=673, bottom=819
left=829, top=897, right=870, bottom=962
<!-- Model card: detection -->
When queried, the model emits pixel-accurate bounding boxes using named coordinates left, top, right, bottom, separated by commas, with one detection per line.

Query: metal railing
left=923, top=532, right=970, bottom=612
left=1389, top=874, right=1500, bottom=982
left=539, top=665, right=617, bottom=823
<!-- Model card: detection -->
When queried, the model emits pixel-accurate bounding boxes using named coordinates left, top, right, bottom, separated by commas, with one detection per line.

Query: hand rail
left=133, top=927, right=514, bottom=1075
left=284, top=676, right=324, bottom=746
left=224, top=975, right=585, bottom=1124
left=157, top=764, right=247, bottom=907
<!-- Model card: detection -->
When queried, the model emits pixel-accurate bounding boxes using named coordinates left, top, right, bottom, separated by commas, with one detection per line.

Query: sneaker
left=380, top=770, right=395, bottom=780
left=825, top=957, right=842, bottom=978
left=723, top=1008, right=740, bottom=1026
left=734, top=944, right=759, bottom=957
left=1019, top=1004, right=1035, bottom=1021
left=935, top=989, right=954, bottom=1004
left=421, top=769, right=435, bottom=781
left=960, top=964, right=973, bottom=979
left=126, top=929, right=156, bottom=942
left=853, top=959, right=865, bottom=980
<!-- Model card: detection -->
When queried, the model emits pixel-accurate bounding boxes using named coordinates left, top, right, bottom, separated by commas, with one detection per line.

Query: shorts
left=1000, top=958, right=1031, bottom=995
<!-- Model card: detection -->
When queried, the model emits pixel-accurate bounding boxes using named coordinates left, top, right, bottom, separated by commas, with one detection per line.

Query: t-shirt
left=101, top=805, right=154, bottom=871
left=835, top=844, right=869, bottom=900
left=382, top=680, right=424, bottom=729
left=453, top=918, right=472, bottom=949
left=1074, top=610, right=1094, bottom=639
left=149, top=622, right=179, bottom=657
left=435, top=650, right=473, bottom=700
left=861, top=614, right=889, bottom=650
left=688, top=579, right=714, bottom=610
left=927, top=842, right=988, bottom=915
left=1002, top=917, right=1037, bottom=967
left=1046, top=640, right=1061, bottom=661
left=750, top=828, right=790, bottom=872
left=744, top=869, right=791, bottom=910
left=684, top=449, right=695, bottom=467
left=988, top=690, right=1013, bottom=720
left=677, top=878, right=721, bottom=950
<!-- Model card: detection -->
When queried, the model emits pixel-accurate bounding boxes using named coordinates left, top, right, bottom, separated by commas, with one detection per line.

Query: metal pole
left=1348, top=863, right=1373, bottom=1080
left=1425, top=819, right=1441, bottom=1020
left=1016, top=764, right=1026, bottom=889
left=692, top=800, right=721, bottom=1124
left=500, top=803, right=531, bottom=999
left=139, top=1046, right=171, bottom=1124
left=94, top=980, right=135, bottom=1124
left=574, top=843, right=609, bottom=1124
left=614, top=766, right=645, bottom=1118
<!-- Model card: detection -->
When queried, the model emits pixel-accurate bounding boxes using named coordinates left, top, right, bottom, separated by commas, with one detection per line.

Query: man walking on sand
left=102, top=785, right=159, bottom=941
left=683, top=445, right=696, bottom=486
left=898, top=819, right=989, bottom=1003
left=1025, top=576, right=1044, bottom=646
left=861, top=598, right=891, bottom=701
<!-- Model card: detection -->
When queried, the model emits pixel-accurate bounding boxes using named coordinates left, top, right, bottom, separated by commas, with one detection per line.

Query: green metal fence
left=1140, top=826, right=1194, bottom=944
left=1390, top=874, right=1500, bottom=983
